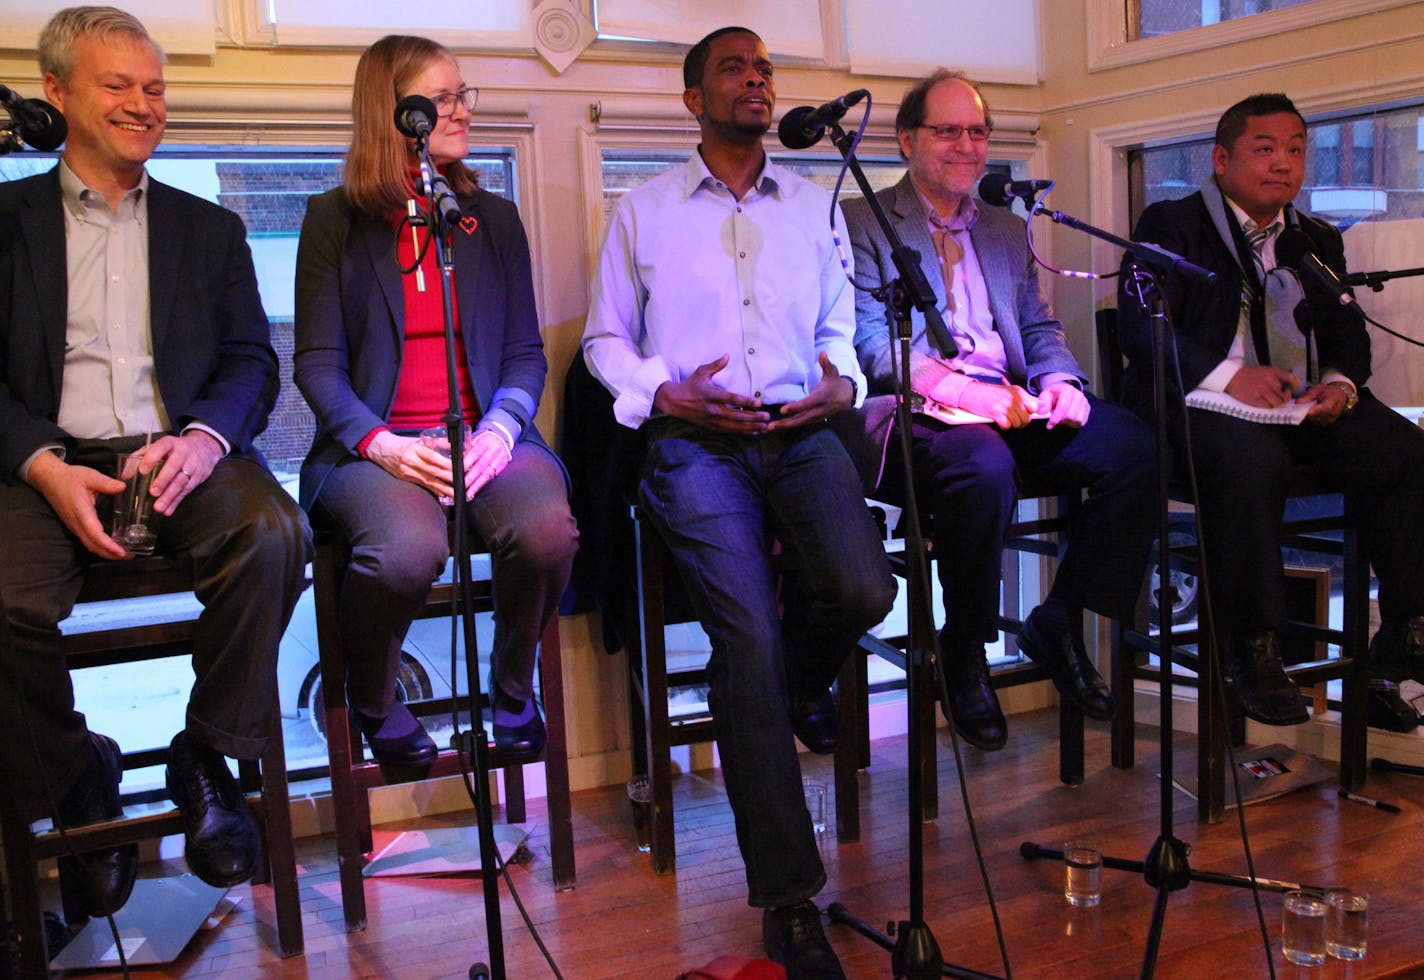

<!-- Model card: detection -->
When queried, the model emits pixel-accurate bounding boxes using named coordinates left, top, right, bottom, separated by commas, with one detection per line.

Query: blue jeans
left=639, top=419, right=896, bottom=908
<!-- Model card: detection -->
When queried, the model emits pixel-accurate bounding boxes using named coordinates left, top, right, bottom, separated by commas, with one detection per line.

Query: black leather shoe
left=353, top=702, right=438, bottom=767
left=165, top=732, right=260, bottom=888
left=941, top=646, right=1008, bottom=751
left=790, top=690, right=838, bottom=755
left=55, top=733, right=138, bottom=918
left=1017, top=605, right=1116, bottom=722
left=1224, top=631, right=1309, bottom=726
left=1367, top=678, right=1420, bottom=733
left=491, top=680, right=546, bottom=764
left=1368, top=617, right=1424, bottom=685
left=762, top=901, right=846, bottom=980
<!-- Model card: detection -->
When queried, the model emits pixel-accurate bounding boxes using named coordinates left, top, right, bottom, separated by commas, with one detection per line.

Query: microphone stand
left=1343, top=265, right=1424, bottom=291
left=411, top=138, right=505, bottom=980
left=811, top=119, right=1005, bottom=980
left=1013, top=202, right=1325, bottom=977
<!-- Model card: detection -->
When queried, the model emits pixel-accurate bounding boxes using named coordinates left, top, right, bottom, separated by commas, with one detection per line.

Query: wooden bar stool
left=310, top=525, right=575, bottom=933
left=1096, top=307, right=1373, bottom=821
left=0, top=556, right=303, bottom=978
left=624, top=505, right=867, bottom=874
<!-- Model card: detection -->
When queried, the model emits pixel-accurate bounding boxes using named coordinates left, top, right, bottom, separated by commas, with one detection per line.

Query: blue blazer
left=0, top=168, right=278, bottom=479
left=292, top=185, right=558, bottom=513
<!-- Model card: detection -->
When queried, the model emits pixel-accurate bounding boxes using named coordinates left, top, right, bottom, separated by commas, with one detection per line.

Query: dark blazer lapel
left=356, top=211, right=404, bottom=350
left=145, top=180, right=184, bottom=353
left=19, top=175, right=69, bottom=400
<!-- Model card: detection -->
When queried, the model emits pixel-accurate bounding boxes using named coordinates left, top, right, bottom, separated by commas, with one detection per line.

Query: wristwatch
left=1327, top=381, right=1359, bottom=412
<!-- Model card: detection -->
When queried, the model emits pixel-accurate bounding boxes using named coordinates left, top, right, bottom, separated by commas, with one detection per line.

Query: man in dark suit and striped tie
left=1119, top=93, right=1424, bottom=725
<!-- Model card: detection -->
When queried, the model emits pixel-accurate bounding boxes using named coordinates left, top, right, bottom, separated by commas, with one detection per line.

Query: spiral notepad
left=1185, top=390, right=1311, bottom=425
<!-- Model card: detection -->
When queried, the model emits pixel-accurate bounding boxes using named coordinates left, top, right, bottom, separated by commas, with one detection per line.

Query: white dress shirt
left=584, top=149, right=863, bottom=429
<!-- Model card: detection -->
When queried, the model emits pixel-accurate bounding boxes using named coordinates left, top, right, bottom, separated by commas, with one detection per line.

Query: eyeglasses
left=431, top=86, right=479, bottom=117
left=917, top=122, right=992, bottom=143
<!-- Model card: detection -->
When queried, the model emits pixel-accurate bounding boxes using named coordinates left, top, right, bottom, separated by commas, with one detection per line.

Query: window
left=598, top=148, right=1030, bottom=232
left=1126, top=101, right=1424, bottom=227
left=1132, top=0, right=1315, bottom=40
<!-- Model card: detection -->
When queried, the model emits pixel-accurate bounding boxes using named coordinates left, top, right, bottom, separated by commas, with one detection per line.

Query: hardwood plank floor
left=47, top=711, right=1424, bottom=978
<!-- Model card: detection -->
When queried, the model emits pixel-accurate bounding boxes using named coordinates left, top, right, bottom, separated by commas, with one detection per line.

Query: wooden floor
left=48, top=710, right=1424, bottom=979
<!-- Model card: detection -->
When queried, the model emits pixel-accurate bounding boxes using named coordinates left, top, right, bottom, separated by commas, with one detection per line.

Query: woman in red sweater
left=293, top=35, right=576, bottom=766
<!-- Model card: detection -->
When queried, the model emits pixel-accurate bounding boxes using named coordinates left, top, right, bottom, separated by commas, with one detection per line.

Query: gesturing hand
left=767, top=352, right=856, bottom=431
left=653, top=355, right=770, bottom=433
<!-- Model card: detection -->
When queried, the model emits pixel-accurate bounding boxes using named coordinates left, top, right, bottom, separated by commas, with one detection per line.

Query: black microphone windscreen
left=976, top=173, right=1012, bottom=208
left=18, top=99, right=66, bottom=151
left=393, top=95, right=438, bottom=139
left=777, top=106, right=822, bottom=151
left=1273, top=226, right=1315, bottom=271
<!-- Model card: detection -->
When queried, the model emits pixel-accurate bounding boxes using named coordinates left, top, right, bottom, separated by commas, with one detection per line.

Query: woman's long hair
left=344, top=34, right=477, bottom=217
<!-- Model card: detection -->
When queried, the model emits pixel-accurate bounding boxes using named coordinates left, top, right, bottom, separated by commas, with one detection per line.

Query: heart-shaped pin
left=460, top=216, right=479, bottom=235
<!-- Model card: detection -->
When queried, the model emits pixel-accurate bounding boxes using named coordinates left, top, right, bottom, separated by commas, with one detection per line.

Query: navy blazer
left=293, top=185, right=556, bottom=513
left=0, top=168, right=278, bottom=479
left=1117, top=190, right=1371, bottom=414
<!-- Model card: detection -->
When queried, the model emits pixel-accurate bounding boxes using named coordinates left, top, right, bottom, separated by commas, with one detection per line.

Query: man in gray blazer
left=842, top=70, right=1155, bottom=750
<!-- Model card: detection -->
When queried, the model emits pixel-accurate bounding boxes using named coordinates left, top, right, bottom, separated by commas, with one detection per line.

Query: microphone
left=428, top=172, right=461, bottom=227
left=394, top=94, right=438, bottom=140
left=777, top=89, right=870, bottom=150
left=977, top=174, right=1052, bottom=208
left=1274, top=226, right=1363, bottom=315
left=0, top=84, right=67, bottom=151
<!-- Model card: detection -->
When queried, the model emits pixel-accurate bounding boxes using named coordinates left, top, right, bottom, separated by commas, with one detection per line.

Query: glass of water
left=1063, top=842, right=1102, bottom=907
left=1282, top=890, right=1328, bottom=966
left=1326, top=889, right=1368, bottom=961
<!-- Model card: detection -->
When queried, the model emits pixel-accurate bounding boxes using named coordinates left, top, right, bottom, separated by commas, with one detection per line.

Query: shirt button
left=739, top=251, right=746, bottom=258
left=747, top=347, right=755, bottom=355
left=110, top=275, right=120, bottom=283
left=743, top=298, right=750, bottom=306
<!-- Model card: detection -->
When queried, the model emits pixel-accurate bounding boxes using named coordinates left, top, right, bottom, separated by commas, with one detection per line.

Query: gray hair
left=39, top=6, right=165, bottom=82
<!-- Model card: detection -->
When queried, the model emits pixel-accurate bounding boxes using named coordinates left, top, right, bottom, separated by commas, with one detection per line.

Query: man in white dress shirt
left=583, top=26, right=895, bottom=979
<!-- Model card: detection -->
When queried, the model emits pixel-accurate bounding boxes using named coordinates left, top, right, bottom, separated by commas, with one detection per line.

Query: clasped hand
left=367, top=427, right=512, bottom=502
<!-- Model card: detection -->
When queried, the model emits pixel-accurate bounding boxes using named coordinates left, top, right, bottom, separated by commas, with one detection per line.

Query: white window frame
left=1086, top=0, right=1422, bottom=73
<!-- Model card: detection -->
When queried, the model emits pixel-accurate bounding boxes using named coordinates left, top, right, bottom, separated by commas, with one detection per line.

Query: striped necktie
left=1244, top=224, right=1272, bottom=281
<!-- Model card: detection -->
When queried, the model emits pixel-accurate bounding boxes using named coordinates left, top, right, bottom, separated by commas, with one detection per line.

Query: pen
left=1338, top=789, right=1401, bottom=814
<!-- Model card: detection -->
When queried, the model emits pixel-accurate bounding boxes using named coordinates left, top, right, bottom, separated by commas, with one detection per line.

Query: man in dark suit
left=1119, top=93, right=1424, bottom=724
left=0, top=7, right=311, bottom=916
left=843, top=70, right=1156, bottom=751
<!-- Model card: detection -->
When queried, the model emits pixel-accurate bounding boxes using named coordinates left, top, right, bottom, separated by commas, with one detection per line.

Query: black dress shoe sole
left=951, top=720, right=1008, bottom=752
left=1238, top=699, right=1310, bottom=727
